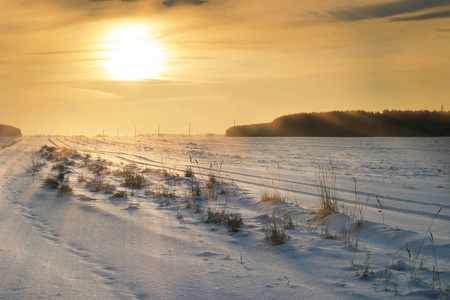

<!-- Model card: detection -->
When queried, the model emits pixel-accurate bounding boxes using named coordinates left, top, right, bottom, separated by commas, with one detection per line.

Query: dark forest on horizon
left=0, top=124, right=22, bottom=137
left=225, top=110, right=450, bottom=137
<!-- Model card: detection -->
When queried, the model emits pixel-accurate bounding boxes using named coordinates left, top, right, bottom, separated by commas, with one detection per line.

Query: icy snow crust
left=0, top=136, right=448, bottom=299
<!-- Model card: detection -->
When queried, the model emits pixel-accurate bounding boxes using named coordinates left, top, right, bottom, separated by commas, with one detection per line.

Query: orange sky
left=1, top=0, right=450, bottom=135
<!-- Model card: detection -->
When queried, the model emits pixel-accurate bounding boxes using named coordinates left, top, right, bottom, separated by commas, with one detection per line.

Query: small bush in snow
left=92, top=164, right=109, bottom=176
left=203, top=181, right=219, bottom=200
left=52, top=162, right=65, bottom=172
left=57, top=170, right=65, bottom=182
left=86, top=177, right=115, bottom=194
left=208, top=173, right=217, bottom=184
left=190, top=180, right=202, bottom=197
left=40, top=145, right=56, bottom=153
left=124, top=173, right=146, bottom=189
left=44, top=175, right=60, bottom=189
left=24, top=151, right=45, bottom=175
left=184, top=166, right=194, bottom=177
left=227, top=213, right=243, bottom=233
left=206, top=208, right=227, bottom=225
left=39, top=145, right=56, bottom=160
left=163, top=168, right=176, bottom=178
left=265, top=213, right=289, bottom=246
left=282, top=211, right=295, bottom=230
left=321, top=226, right=340, bottom=240
left=152, top=183, right=175, bottom=198
left=206, top=208, right=243, bottom=233
left=114, top=191, right=127, bottom=198
left=77, top=172, right=88, bottom=182
left=59, top=182, right=73, bottom=195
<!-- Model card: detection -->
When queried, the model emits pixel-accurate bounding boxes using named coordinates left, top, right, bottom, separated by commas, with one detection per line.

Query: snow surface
left=0, top=136, right=448, bottom=299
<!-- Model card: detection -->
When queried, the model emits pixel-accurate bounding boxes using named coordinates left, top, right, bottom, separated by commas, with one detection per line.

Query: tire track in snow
left=55, top=136, right=448, bottom=207
left=51, top=137, right=450, bottom=222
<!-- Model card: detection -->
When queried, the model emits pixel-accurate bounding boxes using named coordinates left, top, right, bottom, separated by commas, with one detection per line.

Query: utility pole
left=189, top=123, right=191, bottom=137
left=158, top=125, right=160, bottom=137
left=103, top=128, right=105, bottom=137
left=233, top=119, right=236, bottom=137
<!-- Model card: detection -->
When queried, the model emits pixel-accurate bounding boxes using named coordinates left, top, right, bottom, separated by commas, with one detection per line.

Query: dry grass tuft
left=265, top=212, right=289, bottom=246
left=315, top=164, right=339, bottom=219
left=261, top=190, right=283, bottom=203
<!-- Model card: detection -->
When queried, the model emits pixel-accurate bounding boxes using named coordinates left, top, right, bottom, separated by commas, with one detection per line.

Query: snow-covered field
left=0, top=136, right=448, bottom=299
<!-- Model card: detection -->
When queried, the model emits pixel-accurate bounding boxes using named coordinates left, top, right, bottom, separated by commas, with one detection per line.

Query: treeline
left=225, top=110, right=450, bottom=137
left=0, top=124, right=22, bottom=137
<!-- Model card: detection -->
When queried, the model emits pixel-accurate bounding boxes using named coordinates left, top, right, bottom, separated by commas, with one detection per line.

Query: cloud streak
left=29, top=49, right=108, bottom=56
left=88, top=0, right=209, bottom=8
left=162, top=0, right=208, bottom=8
left=332, top=0, right=450, bottom=21
left=391, top=9, right=450, bottom=21
left=89, top=0, right=138, bottom=2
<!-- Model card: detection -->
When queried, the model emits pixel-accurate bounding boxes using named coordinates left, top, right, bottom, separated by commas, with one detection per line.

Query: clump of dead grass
left=315, top=164, right=339, bottom=219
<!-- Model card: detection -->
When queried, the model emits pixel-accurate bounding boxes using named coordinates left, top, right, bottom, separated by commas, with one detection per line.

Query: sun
left=100, top=25, right=168, bottom=80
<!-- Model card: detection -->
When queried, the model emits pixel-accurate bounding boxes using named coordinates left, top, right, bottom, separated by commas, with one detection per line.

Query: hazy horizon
left=2, top=0, right=450, bottom=136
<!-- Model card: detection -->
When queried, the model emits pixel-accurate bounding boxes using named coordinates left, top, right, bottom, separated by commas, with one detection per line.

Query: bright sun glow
left=101, top=25, right=168, bottom=80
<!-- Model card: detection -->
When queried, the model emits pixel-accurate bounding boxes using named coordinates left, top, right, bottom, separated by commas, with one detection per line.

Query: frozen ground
left=0, top=136, right=448, bottom=299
